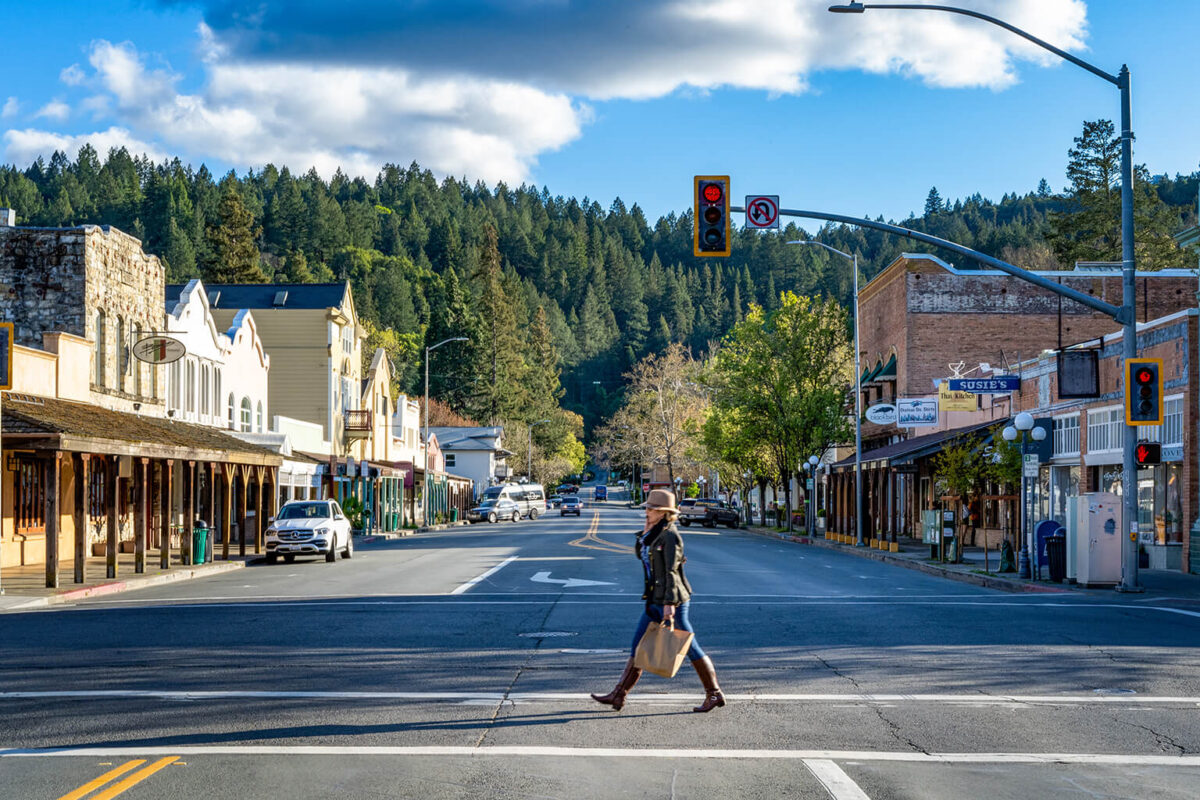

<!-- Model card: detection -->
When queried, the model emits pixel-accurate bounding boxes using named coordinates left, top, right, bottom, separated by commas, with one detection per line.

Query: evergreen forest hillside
left=1, top=132, right=1197, bottom=435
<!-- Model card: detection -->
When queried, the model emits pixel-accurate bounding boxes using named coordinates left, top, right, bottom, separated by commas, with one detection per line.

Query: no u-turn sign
left=745, top=195, right=780, bottom=229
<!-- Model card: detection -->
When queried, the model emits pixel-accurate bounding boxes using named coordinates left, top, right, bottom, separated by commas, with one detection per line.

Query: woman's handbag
left=633, top=620, right=694, bottom=678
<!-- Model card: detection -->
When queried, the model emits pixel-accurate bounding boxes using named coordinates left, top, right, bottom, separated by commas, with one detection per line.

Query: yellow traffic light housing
left=1125, top=358, right=1163, bottom=425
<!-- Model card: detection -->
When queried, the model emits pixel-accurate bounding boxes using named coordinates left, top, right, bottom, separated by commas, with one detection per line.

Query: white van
left=482, top=483, right=546, bottom=520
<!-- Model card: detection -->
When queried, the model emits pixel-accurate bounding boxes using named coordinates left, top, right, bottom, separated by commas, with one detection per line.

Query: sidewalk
left=0, top=552, right=248, bottom=612
left=742, top=524, right=1200, bottom=598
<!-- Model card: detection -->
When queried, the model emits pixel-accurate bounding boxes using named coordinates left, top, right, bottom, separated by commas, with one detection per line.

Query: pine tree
left=469, top=226, right=530, bottom=423
left=202, top=187, right=266, bottom=283
left=924, top=187, right=944, bottom=217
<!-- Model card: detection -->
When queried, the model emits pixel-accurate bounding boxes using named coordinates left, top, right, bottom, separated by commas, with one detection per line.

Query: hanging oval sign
left=133, top=335, right=186, bottom=364
left=865, top=403, right=898, bottom=425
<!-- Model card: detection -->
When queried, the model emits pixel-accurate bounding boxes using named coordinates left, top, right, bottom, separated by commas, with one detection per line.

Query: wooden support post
left=221, top=464, right=233, bottom=561
left=72, top=454, right=88, bottom=584
left=44, top=453, right=61, bottom=589
left=182, top=461, right=195, bottom=566
left=134, top=457, right=148, bottom=573
left=105, top=455, right=119, bottom=579
left=160, top=459, right=174, bottom=570
left=254, top=465, right=265, bottom=554
left=237, top=465, right=249, bottom=557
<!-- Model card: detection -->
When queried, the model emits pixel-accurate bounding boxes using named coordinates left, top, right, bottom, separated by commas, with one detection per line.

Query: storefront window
left=1040, top=465, right=1079, bottom=524
left=1088, top=463, right=1182, bottom=546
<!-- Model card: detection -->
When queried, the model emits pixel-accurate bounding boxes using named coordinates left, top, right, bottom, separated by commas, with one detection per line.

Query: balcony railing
left=344, top=409, right=371, bottom=441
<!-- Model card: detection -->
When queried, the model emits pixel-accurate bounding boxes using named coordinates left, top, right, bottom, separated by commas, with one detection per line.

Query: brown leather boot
left=591, top=658, right=642, bottom=711
left=691, top=656, right=725, bottom=712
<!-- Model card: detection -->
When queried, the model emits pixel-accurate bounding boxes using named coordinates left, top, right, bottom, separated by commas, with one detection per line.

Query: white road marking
left=805, top=759, right=873, bottom=800
left=3, top=690, right=1199, bottom=706
left=530, top=571, right=615, bottom=588
left=5, top=746, right=1200, bottom=765
left=450, top=556, right=520, bottom=595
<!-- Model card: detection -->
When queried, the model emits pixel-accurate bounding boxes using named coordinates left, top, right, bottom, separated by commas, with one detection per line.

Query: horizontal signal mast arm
left=731, top=205, right=1127, bottom=323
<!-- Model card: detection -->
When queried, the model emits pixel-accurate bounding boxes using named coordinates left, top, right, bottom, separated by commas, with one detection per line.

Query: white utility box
left=1074, top=492, right=1122, bottom=587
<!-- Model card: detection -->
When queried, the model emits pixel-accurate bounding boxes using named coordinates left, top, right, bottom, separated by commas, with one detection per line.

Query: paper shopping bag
left=633, top=621, right=694, bottom=678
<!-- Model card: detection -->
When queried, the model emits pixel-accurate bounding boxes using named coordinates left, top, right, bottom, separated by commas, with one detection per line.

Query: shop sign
left=865, top=403, right=897, bottom=425
left=1162, top=445, right=1183, bottom=462
left=133, top=335, right=186, bottom=364
left=938, top=382, right=977, bottom=412
left=948, top=375, right=1020, bottom=393
left=897, top=398, right=938, bottom=428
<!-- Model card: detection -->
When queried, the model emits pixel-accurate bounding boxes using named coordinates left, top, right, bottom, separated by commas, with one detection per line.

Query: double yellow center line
left=56, top=756, right=180, bottom=800
left=569, top=511, right=634, bottom=555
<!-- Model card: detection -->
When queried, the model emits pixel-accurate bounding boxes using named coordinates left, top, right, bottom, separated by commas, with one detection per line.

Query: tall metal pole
left=853, top=252, right=864, bottom=547
left=423, top=345, right=430, bottom=525
left=1117, top=68, right=1141, bottom=591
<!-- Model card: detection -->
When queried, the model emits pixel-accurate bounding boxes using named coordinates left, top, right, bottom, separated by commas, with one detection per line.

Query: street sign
left=1023, top=454, right=1039, bottom=478
left=865, top=403, right=897, bottom=425
left=938, top=382, right=976, bottom=412
left=897, top=398, right=938, bottom=428
left=0, top=322, right=12, bottom=390
left=133, top=335, right=186, bottom=364
left=745, top=195, right=780, bottom=229
left=948, top=376, right=1020, bottom=393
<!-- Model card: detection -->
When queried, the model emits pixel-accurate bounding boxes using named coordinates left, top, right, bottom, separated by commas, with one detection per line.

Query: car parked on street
left=678, top=498, right=740, bottom=528
left=561, top=496, right=584, bottom=516
left=467, top=497, right=522, bottom=524
left=556, top=483, right=578, bottom=494
left=265, top=500, right=354, bottom=563
left=547, top=494, right=563, bottom=508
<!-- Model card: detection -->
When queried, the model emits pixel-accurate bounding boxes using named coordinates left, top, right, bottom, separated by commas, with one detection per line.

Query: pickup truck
left=678, top=498, right=740, bottom=529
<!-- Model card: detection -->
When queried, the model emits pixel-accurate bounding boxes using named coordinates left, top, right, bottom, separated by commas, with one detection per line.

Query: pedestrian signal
left=1134, top=441, right=1161, bottom=467
left=694, top=175, right=730, bottom=258
left=1124, top=358, right=1162, bottom=425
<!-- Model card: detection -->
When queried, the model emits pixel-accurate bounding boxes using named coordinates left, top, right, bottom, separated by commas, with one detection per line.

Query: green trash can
left=192, top=520, right=208, bottom=564
left=450, top=508, right=459, bottom=522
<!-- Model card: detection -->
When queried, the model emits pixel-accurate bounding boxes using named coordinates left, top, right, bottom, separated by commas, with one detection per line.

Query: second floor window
left=94, top=311, right=106, bottom=387
left=1053, top=414, right=1080, bottom=457
left=1086, top=407, right=1123, bottom=453
left=241, top=397, right=252, bottom=432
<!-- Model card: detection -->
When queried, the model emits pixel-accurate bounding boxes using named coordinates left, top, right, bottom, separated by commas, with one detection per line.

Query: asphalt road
left=2, top=496, right=1199, bottom=799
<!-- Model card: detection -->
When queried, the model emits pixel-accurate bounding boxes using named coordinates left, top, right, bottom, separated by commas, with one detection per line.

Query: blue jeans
left=630, top=601, right=706, bottom=662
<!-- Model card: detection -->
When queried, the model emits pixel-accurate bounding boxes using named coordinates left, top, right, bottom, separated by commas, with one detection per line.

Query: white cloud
left=2, top=127, right=165, bottom=165
left=1, top=97, right=16, bottom=119
left=2, top=1, right=1092, bottom=182
left=34, top=101, right=71, bottom=122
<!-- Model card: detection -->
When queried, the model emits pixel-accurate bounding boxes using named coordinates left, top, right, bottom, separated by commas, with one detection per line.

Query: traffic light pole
left=738, top=202, right=1141, bottom=590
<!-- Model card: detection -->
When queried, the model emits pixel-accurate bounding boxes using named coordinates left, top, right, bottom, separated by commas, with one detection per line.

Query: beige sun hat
left=645, top=489, right=678, bottom=512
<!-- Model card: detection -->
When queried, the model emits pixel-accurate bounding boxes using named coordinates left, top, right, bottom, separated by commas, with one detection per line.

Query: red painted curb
left=56, top=581, right=129, bottom=600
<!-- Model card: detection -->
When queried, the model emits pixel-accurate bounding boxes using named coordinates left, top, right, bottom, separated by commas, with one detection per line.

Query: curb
left=2, top=561, right=246, bottom=611
left=742, top=527, right=1070, bottom=595
left=415, top=521, right=472, bottom=533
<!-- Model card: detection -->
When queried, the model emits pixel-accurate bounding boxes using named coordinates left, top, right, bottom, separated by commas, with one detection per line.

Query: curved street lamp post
left=829, top=2, right=1142, bottom=591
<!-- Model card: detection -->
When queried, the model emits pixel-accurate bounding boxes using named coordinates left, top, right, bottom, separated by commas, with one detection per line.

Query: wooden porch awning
left=2, top=393, right=282, bottom=467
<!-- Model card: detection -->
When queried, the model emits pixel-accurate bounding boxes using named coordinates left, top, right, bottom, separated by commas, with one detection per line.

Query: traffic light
left=1125, top=358, right=1163, bottom=425
left=1134, top=441, right=1162, bottom=467
left=694, top=175, right=730, bottom=258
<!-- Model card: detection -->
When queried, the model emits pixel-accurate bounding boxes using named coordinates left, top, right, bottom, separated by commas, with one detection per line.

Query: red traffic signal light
left=1125, top=358, right=1163, bottom=426
left=694, top=175, right=730, bottom=258
left=1135, top=441, right=1161, bottom=467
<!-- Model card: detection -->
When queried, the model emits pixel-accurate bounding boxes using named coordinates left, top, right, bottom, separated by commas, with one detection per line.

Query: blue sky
left=3, top=1, right=1198, bottom=226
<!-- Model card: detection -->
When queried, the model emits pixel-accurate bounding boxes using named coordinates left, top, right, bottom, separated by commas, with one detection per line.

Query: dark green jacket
left=637, top=521, right=692, bottom=605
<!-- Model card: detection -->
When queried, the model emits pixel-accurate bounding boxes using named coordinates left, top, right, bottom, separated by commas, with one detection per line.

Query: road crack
left=812, top=651, right=927, bottom=754
left=1115, top=716, right=1190, bottom=754
left=474, top=595, right=563, bottom=748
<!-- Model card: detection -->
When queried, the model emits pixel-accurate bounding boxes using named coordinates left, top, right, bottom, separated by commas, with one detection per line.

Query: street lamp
left=790, top=239, right=864, bottom=546
left=1003, top=412, right=1047, bottom=579
left=697, top=475, right=707, bottom=499
left=830, top=0, right=1140, bottom=591
left=527, top=419, right=551, bottom=482
left=424, top=336, right=468, bottom=522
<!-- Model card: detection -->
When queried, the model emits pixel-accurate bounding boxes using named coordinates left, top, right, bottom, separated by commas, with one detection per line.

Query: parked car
left=547, top=494, right=563, bottom=508
left=678, top=498, right=739, bottom=529
left=561, top=496, right=584, bottom=516
left=265, top=500, right=354, bottom=563
left=594, top=484, right=608, bottom=502
left=467, top=497, right=522, bottom=524
left=480, top=483, right=545, bottom=519
left=557, top=483, right=578, bottom=494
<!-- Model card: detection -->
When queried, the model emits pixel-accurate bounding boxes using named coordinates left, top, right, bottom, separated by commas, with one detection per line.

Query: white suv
left=265, top=500, right=354, bottom=563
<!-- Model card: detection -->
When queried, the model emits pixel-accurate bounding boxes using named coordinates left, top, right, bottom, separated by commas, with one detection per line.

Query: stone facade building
left=0, top=221, right=165, bottom=414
